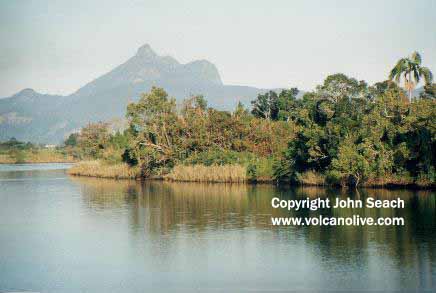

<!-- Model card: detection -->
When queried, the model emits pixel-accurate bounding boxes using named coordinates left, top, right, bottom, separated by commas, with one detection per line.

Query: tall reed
left=68, top=160, right=139, bottom=179
left=165, top=164, right=247, bottom=183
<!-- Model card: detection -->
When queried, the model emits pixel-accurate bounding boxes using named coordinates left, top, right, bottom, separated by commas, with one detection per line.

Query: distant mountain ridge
left=0, top=44, right=272, bottom=143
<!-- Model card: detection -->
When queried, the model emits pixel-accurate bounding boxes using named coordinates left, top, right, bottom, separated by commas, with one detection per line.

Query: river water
left=0, top=163, right=435, bottom=292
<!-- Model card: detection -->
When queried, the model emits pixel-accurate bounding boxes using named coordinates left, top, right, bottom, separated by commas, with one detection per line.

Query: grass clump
left=184, top=150, right=275, bottom=182
left=296, top=171, right=326, bottom=186
left=165, top=164, right=247, bottom=183
left=68, top=160, right=140, bottom=179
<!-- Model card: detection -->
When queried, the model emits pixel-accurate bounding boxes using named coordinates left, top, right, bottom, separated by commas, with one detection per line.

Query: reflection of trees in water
left=282, top=187, right=436, bottom=285
left=138, top=182, right=280, bottom=234
left=71, top=176, right=140, bottom=210
left=73, top=177, right=435, bottom=280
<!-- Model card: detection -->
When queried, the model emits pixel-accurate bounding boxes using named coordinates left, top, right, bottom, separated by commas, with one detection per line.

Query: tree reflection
left=72, top=177, right=435, bottom=285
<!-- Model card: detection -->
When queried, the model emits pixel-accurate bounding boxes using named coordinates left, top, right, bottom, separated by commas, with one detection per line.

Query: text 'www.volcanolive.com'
left=271, top=215, right=405, bottom=226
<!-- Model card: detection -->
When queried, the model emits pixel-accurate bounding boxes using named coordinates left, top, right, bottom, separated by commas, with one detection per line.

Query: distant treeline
left=0, top=138, right=74, bottom=164
left=0, top=138, right=37, bottom=150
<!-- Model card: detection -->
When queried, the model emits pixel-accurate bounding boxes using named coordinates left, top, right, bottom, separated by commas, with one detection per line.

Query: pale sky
left=1, top=0, right=435, bottom=97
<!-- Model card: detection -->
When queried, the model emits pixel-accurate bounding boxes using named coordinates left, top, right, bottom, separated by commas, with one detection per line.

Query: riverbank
left=68, top=161, right=248, bottom=182
left=67, top=160, right=435, bottom=189
left=292, top=171, right=434, bottom=189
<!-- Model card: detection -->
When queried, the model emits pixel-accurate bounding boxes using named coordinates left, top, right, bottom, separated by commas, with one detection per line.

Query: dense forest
left=65, top=53, right=435, bottom=188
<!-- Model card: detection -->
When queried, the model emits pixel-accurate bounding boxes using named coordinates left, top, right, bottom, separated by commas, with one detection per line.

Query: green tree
left=64, top=133, right=79, bottom=147
left=389, top=52, right=433, bottom=102
left=251, top=91, right=279, bottom=120
left=316, top=73, right=369, bottom=103
left=251, top=89, right=301, bottom=121
left=331, top=141, right=371, bottom=187
left=277, top=88, right=299, bottom=121
left=126, top=87, right=179, bottom=175
left=77, top=122, right=110, bottom=158
left=419, top=83, right=436, bottom=100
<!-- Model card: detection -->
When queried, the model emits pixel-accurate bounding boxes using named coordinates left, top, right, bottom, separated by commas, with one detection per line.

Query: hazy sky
left=1, top=0, right=435, bottom=97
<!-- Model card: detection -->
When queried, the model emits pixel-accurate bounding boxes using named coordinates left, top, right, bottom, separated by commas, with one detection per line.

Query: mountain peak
left=12, top=88, right=39, bottom=99
left=18, top=88, right=37, bottom=95
left=1, top=44, right=266, bottom=143
left=136, top=44, right=157, bottom=59
left=184, top=60, right=222, bottom=85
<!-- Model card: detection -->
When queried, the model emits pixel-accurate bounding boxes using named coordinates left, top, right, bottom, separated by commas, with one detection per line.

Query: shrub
left=325, top=170, right=344, bottom=186
left=247, top=157, right=274, bottom=181
left=184, top=149, right=254, bottom=166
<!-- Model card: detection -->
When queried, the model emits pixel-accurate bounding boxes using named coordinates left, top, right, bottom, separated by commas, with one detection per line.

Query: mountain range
left=0, top=44, right=272, bottom=143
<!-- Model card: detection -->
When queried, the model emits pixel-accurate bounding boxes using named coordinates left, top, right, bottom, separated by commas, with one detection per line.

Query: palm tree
left=389, top=52, right=433, bottom=102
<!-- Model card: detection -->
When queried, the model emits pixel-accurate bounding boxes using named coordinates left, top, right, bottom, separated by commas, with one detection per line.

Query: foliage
left=273, top=72, right=435, bottom=187
left=64, top=133, right=79, bottom=147
left=65, top=54, right=435, bottom=187
left=120, top=87, right=292, bottom=177
left=251, top=89, right=299, bottom=121
left=389, top=51, right=433, bottom=101
left=76, top=122, right=111, bottom=158
left=184, top=149, right=253, bottom=166
left=420, top=83, right=436, bottom=100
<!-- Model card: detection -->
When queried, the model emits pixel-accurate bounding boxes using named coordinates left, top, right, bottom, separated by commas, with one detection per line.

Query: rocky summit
left=0, top=44, right=268, bottom=143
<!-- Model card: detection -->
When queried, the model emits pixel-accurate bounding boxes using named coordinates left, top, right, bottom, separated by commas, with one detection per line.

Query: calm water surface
left=0, top=163, right=435, bottom=292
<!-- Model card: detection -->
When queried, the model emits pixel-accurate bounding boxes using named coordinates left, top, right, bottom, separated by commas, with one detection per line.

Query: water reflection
left=72, top=177, right=436, bottom=289
left=1, top=164, right=435, bottom=292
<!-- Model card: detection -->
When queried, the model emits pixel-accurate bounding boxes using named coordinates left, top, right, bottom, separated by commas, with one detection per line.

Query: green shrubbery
left=181, top=149, right=274, bottom=181
left=268, top=73, right=436, bottom=187
left=184, top=149, right=251, bottom=166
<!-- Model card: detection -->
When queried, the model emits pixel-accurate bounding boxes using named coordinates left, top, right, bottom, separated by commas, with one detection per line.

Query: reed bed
left=165, top=164, right=247, bottom=183
left=297, top=171, right=326, bottom=186
left=24, top=150, right=75, bottom=163
left=68, top=160, right=140, bottom=179
left=0, top=154, right=15, bottom=163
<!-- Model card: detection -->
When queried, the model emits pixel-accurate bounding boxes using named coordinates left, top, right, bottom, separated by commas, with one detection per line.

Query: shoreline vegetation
left=67, top=160, right=139, bottom=179
left=0, top=154, right=75, bottom=164
left=4, top=52, right=436, bottom=189
left=67, top=160, right=435, bottom=189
